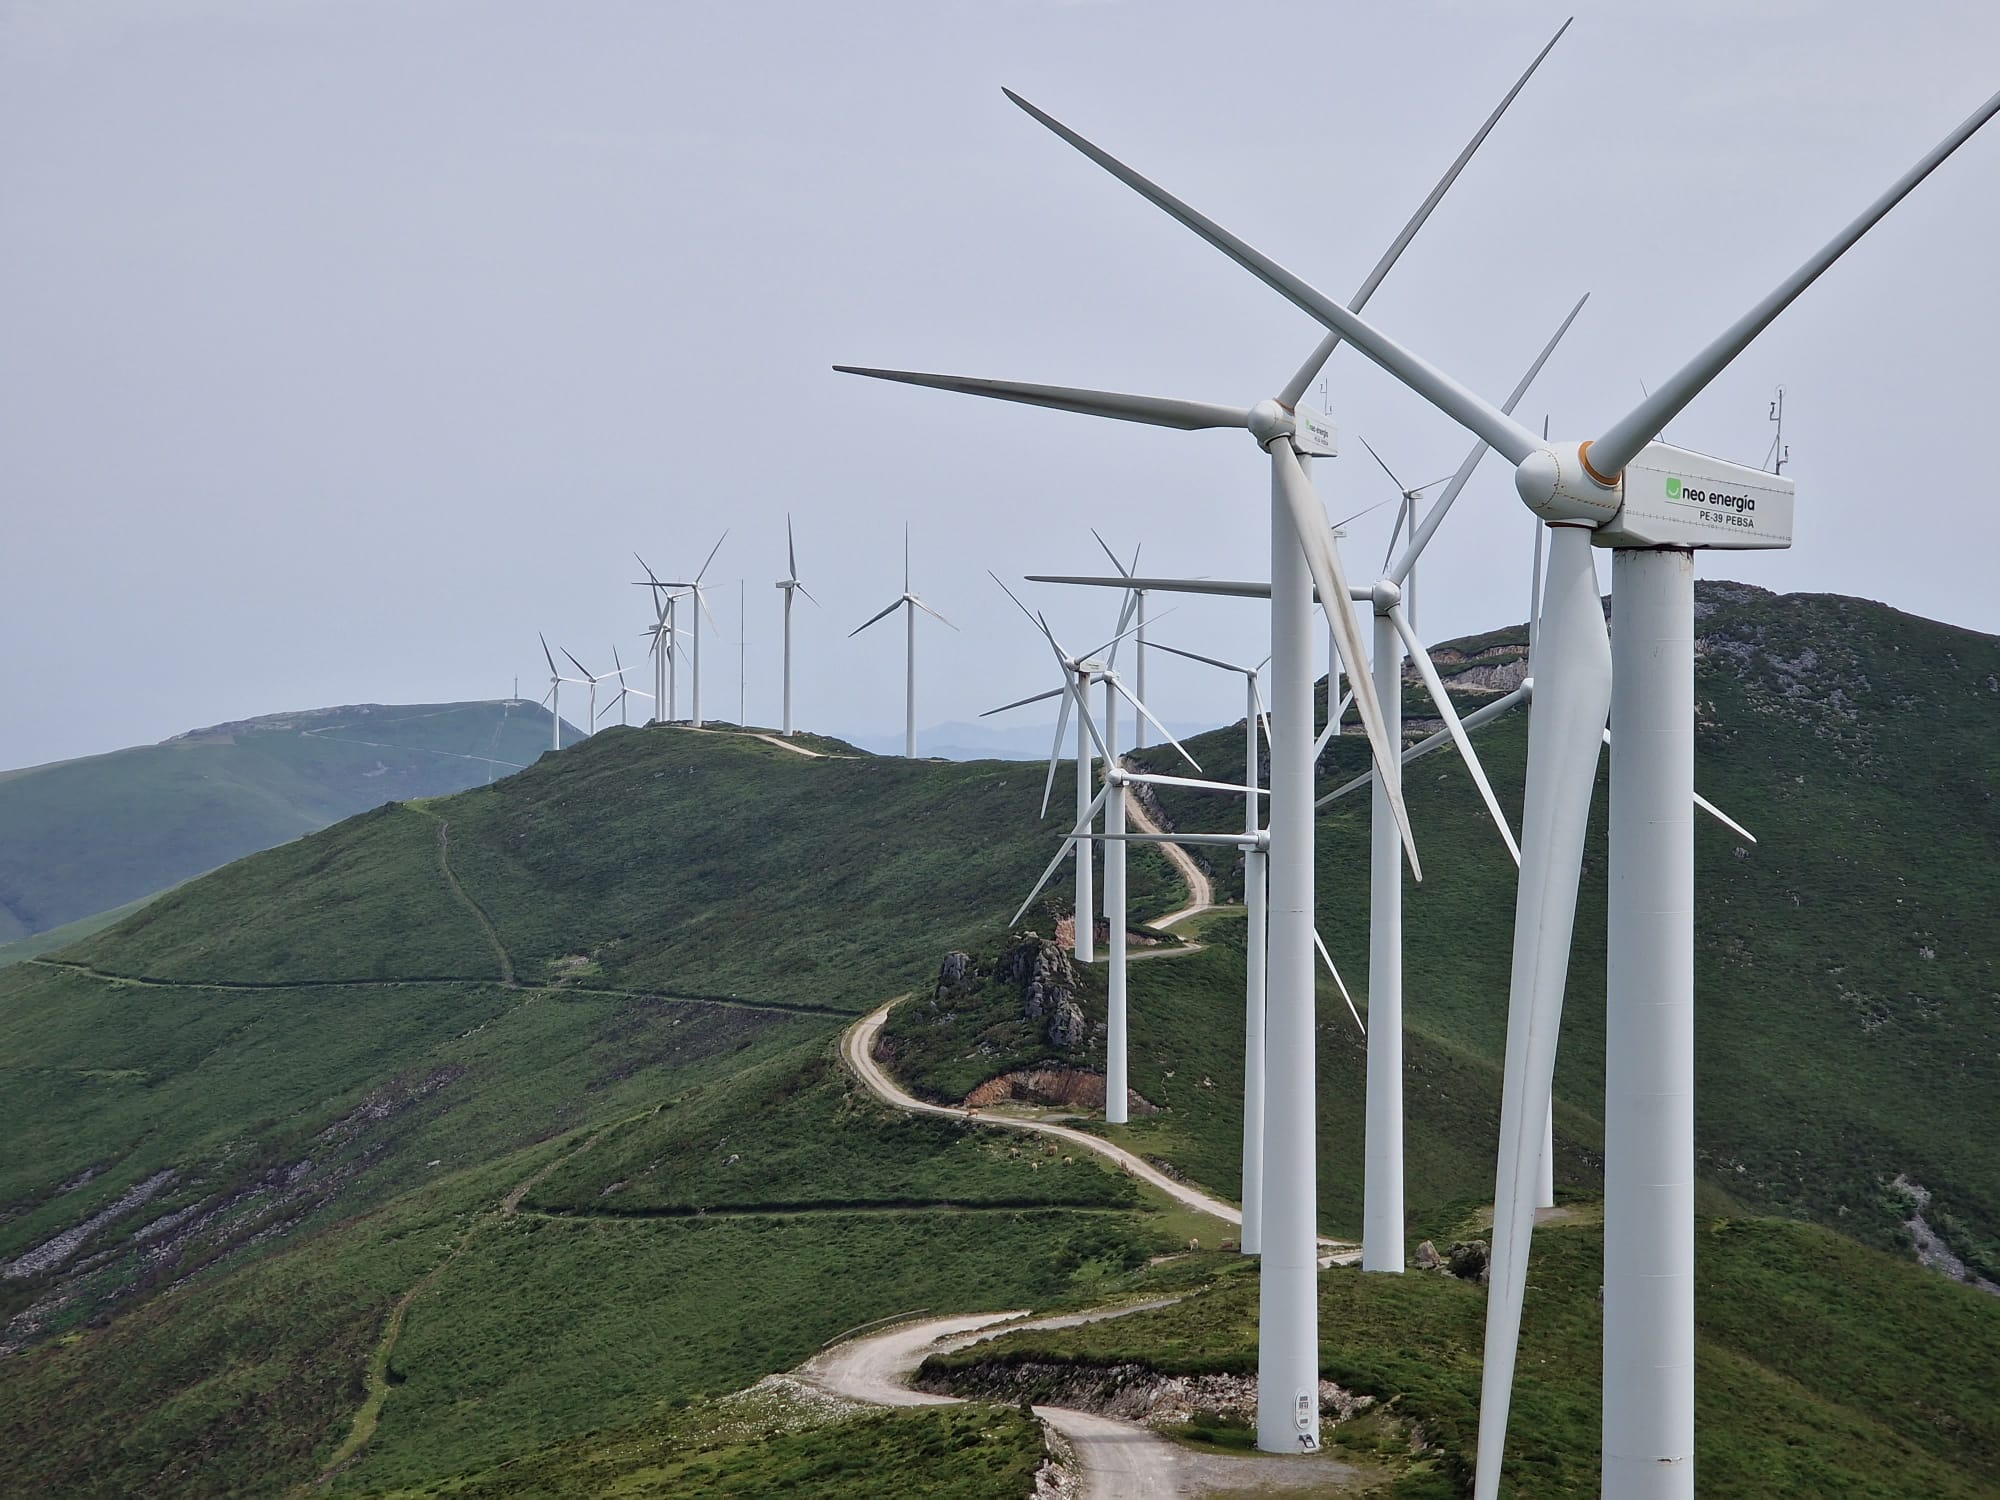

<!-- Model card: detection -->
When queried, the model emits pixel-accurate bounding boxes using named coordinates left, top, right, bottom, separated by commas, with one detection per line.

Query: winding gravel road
left=800, top=1308, right=1186, bottom=1498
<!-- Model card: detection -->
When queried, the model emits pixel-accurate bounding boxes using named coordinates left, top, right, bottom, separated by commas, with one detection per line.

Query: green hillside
left=1126, top=581, right=2000, bottom=1268
left=0, top=700, right=580, bottom=948
left=0, top=584, right=1995, bottom=1495
left=918, top=1212, right=2000, bottom=1497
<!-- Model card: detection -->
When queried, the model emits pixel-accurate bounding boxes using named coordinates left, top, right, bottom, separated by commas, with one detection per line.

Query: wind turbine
left=538, top=634, right=585, bottom=752
left=849, top=526, right=956, bottom=759
left=1353, top=439, right=1456, bottom=630
left=775, top=515, right=819, bottom=737
left=633, top=554, right=686, bottom=724
left=661, top=533, right=727, bottom=729
left=989, top=580, right=1198, bottom=1120
left=837, top=23, right=1570, bottom=1451
left=560, top=648, right=630, bottom=737
left=1089, top=531, right=1147, bottom=751
left=1031, top=298, right=1584, bottom=1275
left=1120, top=71, right=2000, bottom=1496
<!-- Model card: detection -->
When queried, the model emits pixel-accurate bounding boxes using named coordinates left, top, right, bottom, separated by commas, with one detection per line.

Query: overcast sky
left=5, top=2, right=1999, bottom=769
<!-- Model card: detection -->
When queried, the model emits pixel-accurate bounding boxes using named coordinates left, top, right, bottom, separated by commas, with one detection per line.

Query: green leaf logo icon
left=1666, top=476, right=1683, bottom=500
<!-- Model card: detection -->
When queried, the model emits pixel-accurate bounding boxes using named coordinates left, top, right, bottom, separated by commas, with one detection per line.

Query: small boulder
left=1446, top=1238, right=1491, bottom=1284
left=1413, top=1239, right=1443, bottom=1271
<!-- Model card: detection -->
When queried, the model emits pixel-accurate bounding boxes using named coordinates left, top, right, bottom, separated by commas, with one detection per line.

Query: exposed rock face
left=933, top=950, right=973, bottom=1005
left=1412, top=1239, right=1443, bottom=1271
left=999, top=934, right=1087, bottom=1051
left=1045, top=998, right=1087, bottom=1051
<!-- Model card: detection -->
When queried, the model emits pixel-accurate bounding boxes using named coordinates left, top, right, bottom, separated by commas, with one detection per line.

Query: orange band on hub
left=1576, top=440, right=1619, bottom=489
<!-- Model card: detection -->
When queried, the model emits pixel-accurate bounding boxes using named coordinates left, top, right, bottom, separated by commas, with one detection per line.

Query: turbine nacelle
left=1514, top=440, right=1795, bottom=550
left=1247, top=399, right=1338, bottom=456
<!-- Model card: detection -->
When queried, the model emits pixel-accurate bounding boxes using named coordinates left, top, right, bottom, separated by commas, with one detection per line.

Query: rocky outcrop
left=916, top=1357, right=1375, bottom=1430
left=933, top=950, right=972, bottom=1005
left=998, top=934, right=1090, bottom=1052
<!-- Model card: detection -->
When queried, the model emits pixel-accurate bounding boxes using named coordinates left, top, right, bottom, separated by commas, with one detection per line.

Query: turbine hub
left=1513, top=442, right=1621, bottom=527
left=1247, top=399, right=1294, bottom=447
left=1368, top=578, right=1402, bottom=613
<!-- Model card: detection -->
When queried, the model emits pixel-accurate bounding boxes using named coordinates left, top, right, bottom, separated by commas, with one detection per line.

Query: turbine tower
left=775, top=515, right=819, bottom=737
left=538, top=634, right=584, bottom=752
left=634, top=554, right=687, bottom=724
left=1165, top=75, right=2000, bottom=1499
left=979, top=583, right=1139, bottom=965
left=849, top=525, right=956, bottom=758
left=661, top=533, right=727, bottom=729
left=837, top=24, right=1570, bottom=1448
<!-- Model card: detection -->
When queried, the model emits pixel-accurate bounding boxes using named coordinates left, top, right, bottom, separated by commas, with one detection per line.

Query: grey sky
left=5, top=2, right=1998, bottom=770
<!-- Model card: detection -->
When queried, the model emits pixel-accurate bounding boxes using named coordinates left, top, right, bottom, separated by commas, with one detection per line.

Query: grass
left=0, top=699, right=572, bottom=942
left=923, top=1210, right=2000, bottom=1497
left=4, top=583, right=1998, bottom=1497
left=377, top=1401, right=1048, bottom=1499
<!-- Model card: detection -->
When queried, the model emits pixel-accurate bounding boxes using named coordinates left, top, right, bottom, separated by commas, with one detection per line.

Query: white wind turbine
left=538, top=634, right=585, bottom=752
left=775, top=514, right=820, bottom=737
left=1138, top=75, right=2000, bottom=1497
left=634, top=554, right=689, bottom=724
left=1089, top=531, right=1149, bottom=752
left=983, top=573, right=1162, bottom=964
left=849, top=526, right=956, bottom=759
left=601, top=645, right=651, bottom=728
left=660, top=533, right=727, bottom=729
left=560, top=648, right=631, bottom=737
left=988, top=580, right=1202, bottom=1122
left=838, top=22, right=1569, bottom=1450
left=1043, top=302, right=1585, bottom=1272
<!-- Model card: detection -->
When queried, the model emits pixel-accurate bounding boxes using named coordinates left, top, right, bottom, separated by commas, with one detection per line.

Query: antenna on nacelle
left=1765, top=386, right=1789, bottom=473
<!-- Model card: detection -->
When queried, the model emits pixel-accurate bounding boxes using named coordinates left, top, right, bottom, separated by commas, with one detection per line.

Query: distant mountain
left=0, top=700, right=578, bottom=947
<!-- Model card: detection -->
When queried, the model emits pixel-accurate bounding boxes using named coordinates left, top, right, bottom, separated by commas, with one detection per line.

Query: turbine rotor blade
left=1040, top=679, right=1076, bottom=819
left=540, top=632, right=558, bottom=677
left=834, top=365, right=1252, bottom=432
left=1122, top=771, right=1266, bottom=797
left=1144, top=639, right=1255, bottom=677
left=1092, top=527, right=1135, bottom=578
left=982, top=685, right=1066, bottom=717
left=1108, top=674, right=1198, bottom=771
left=1694, top=789, right=1757, bottom=844
left=695, top=531, right=728, bottom=585
left=1010, top=781, right=1115, bottom=927
left=1276, top=16, right=1573, bottom=406
left=910, top=596, right=958, bottom=630
left=1002, top=88, right=1540, bottom=466
left=1391, top=606, right=1521, bottom=866
left=1312, top=929, right=1366, bottom=1036
left=1317, top=682, right=1531, bottom=808
left=1474, top=525, right=1612, bottom=1500
left=1272, top=442, right=1420, bottom=879
left=1589, top=83, right=2000, bottom=478
left=848, top=598, right=903, bottom=637
left=1390, top=290, right=1589, bottom=585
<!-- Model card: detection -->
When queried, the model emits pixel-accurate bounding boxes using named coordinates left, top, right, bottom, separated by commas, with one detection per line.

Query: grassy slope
left=0, top=725, right=1189, bottom=1494
left=1129, top=583, right=2000, bottom=1254
left=0, top=891, right=161, bottom=968
left=923, top=1213, right=2000, bottom=1497
left=0, top=700, right=575, bottom=941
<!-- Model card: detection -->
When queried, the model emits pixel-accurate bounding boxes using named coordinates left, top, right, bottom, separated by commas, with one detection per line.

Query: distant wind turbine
left=775, top=515, right=820, bottom=737
left=849, top=526, right=956, bottom=758
left=660, top=533, right=727, bottom=729
left=538, top=633, right=585, bottom=752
